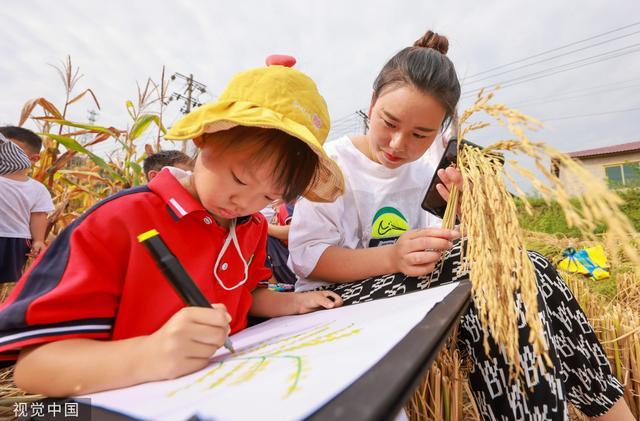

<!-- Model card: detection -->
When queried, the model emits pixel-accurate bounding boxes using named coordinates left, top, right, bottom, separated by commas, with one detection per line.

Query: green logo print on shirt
left=371, top=207, right=409, bottom=239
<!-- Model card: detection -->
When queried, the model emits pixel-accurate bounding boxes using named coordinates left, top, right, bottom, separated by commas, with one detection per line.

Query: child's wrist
left=293, top=292, right=306, bottom=314
left=132, top=336, right=160, bottom=383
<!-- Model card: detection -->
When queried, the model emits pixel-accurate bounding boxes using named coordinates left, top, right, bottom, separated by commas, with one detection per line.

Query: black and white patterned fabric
left=0, top=133, right=31, bottom=175
left=318, top=242, right=624, bottom=420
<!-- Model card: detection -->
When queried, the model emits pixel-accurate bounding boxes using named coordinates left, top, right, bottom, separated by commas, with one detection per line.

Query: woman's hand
left=435, top=166, right=463, bottom=201
left=436, top=166, right=464, bottom=218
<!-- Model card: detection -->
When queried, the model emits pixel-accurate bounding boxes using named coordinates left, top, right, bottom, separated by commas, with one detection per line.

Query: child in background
left=0, top=58, right=344, bottom=396
left=0, top=127, right=54, bottom=283
left=0, top=133, right=30, bottom=173
left=288, top=31, right=632, bottom=420
left=265, top=201, right=297, bottom=287
left=143, top=149, right=194, bottom=181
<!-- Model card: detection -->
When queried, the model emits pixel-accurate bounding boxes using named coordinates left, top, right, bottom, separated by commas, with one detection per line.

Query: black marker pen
left=138, top=229, right=235, bottom=353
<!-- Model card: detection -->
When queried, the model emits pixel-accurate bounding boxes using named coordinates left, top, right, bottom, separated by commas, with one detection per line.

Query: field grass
left=406, top=229, right=640, bottom=420
left=522, top=230, right=622, bottom=300
left=516, top=188, right=640, bottom=236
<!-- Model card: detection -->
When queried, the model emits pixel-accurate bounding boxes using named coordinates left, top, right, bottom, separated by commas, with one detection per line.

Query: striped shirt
left=0, top=133, right=31, bottom=175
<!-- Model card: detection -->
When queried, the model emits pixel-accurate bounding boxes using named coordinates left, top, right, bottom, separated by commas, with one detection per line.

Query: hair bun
left=413, top=30, right=449, bottom=55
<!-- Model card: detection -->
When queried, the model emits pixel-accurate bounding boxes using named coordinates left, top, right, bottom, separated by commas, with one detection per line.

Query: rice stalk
left=563, top=271, right=640, bottom=418
left=0, top=365, right=44, bottom=419
left=406, top=331, right=477, bottom=420
left=441, top=88, right=640, bottom=380
left=408, top=255, right=639, bottom=420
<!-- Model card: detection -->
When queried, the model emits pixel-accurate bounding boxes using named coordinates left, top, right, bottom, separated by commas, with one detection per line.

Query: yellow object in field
left=558, top=244, right=610, bottom=280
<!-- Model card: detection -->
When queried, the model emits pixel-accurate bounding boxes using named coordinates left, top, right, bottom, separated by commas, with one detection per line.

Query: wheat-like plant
left=445, top=89, right=640, bottom=379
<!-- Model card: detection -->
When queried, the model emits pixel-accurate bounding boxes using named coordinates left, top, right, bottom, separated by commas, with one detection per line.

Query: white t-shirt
left=260, top=205, right=276, bottom=223
left=0, top=176, right=54, bottom=238
left=288, top=135, right=445, bottom=292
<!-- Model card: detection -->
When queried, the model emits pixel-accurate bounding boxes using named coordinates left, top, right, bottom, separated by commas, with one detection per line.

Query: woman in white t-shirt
left=288, top=30, right=632, bottom=420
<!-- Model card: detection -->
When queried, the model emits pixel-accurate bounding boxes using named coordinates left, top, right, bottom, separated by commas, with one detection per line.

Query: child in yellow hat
left=0, top=58, right=345, bottom=396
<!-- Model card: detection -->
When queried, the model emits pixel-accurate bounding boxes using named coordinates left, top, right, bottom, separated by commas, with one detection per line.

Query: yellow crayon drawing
left=167, top=321, right=360, bottom=399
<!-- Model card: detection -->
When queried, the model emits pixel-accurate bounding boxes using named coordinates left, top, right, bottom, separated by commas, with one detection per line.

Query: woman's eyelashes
left=382, top=117, right=427, bottom=139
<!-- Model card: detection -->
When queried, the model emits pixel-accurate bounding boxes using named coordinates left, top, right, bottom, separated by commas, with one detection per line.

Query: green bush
left=618, top=188, right=640, bottom=230
left=516, top=188, right=640, bottom=235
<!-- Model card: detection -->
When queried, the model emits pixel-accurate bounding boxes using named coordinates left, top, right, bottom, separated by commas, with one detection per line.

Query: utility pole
left=87, top=109, right=98, bottom=124
left=167, top=72, right=207, bottom=114
left=69, top=109, right=99, bottom=166
left=356, top=110, right=369, bottom=134
left=83, top=109, right=99, bottom=154
left=166, top=72, right=208, bottom=152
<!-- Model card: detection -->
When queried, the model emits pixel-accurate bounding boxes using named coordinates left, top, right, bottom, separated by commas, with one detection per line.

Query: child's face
left=10, top=139, right=39, bottom=163
left=366, top=85, right=446, bottom=169
left=190, top=138, right=284, bottom=226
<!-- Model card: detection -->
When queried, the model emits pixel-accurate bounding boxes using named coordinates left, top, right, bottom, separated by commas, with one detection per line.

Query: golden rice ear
left=451, top=88, right=640, bottom=381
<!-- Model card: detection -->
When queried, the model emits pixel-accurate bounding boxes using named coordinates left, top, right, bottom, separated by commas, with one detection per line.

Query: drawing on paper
left=167, top=321, right=360, bottom=399
left=83, top=283, right=460, bottom=421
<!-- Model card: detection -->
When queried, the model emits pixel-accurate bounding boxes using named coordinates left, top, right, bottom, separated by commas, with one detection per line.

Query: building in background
left=553, top=140, right=640, bottom=195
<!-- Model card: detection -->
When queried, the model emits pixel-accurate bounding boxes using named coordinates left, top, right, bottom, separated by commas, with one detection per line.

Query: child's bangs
left=206, top=127, right=319, bottom=203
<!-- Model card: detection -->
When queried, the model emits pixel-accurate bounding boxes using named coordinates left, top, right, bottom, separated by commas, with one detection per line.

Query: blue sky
left=1, top=0, right=639, bottom=158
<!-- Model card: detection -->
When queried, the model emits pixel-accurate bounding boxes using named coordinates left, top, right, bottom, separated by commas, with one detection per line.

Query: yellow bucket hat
left=165, top=59, right=345, bottom=203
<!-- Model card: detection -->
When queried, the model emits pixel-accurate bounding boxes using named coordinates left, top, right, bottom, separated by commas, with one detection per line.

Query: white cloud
left=1, top=0, right=639, bottom=156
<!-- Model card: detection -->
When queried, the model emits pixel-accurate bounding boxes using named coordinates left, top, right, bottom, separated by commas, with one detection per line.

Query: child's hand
left=295, top=291, right=343, bottom=314
left=28, top=241, right=46, bottom=257
left=390, top=228, right=459, bottom=276
left=141, top=304, right=231, bottom=381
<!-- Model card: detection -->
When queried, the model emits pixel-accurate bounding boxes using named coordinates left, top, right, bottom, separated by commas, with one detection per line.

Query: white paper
left=83, top=282, right=459, bottom=420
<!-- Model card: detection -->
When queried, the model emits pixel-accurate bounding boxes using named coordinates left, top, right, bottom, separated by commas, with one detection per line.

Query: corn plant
left=19, top=56, right=171, bottom=237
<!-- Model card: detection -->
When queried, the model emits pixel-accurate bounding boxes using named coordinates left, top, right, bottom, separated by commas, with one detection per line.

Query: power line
left=463, top=42, right=640, bottom=90
left=464, top=29, right=640, bottom=84
left=330, top=114, right=360, bottom=130
left=497, top=46, right=640, bottom=89
left=329, top=122, right=356, bottom=133
left=510, top=82, right=640, bottom=108
left=331, top=112, right=358, bottom=125
left=542, top=105, right=640, bottom=122
left=328, top=112, right=366, bottom=139
left=466, top=21, right=640, bottom=78
left=508, top=77, right=640, bottom=107
left=336, top=119, right=355, bottom=128
left=461, top=44, right=640, bottom=99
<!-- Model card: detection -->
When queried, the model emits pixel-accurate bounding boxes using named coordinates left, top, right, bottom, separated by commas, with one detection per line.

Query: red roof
left=568, top=140, right=640, bottom=159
